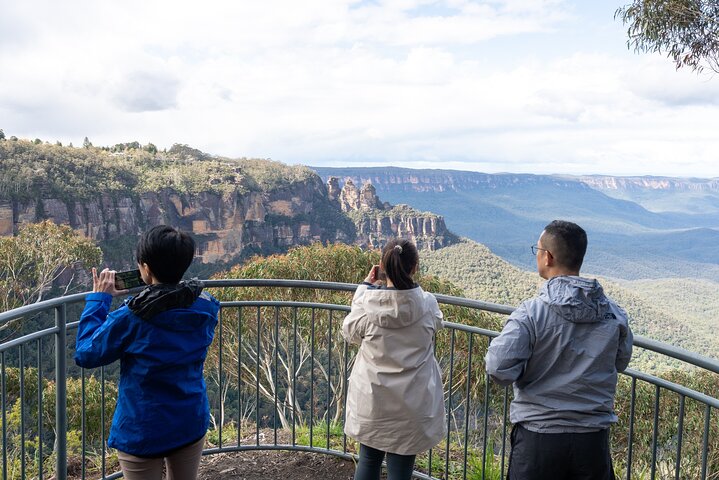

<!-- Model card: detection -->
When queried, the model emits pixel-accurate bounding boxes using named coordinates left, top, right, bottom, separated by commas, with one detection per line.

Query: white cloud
left=0, top=1, right=717, bottom=177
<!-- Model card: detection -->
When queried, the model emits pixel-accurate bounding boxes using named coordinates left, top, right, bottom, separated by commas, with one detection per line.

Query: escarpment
left=0, top=141, right=457, bottom=267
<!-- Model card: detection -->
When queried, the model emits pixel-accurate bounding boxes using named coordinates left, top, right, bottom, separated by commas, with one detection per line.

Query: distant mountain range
left=577, top=175, right=719, bottom=215
left=314, top=167, right=719, bottom=282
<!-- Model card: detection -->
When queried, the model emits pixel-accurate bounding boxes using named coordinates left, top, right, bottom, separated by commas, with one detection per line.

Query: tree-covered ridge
left=622, top=277, right=719, bottom=357
left=0, top=139, right=319, bottom=202
left=420, top=239, right=541, bottom=306
left=237, top=158, right=320, bottom=192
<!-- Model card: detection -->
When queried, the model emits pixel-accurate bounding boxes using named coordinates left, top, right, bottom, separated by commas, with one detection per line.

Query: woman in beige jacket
left=342, top=238, right=446, bottom=480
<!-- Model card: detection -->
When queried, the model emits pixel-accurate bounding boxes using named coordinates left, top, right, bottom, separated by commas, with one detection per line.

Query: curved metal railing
left=0, top=280, right=717, bottom=479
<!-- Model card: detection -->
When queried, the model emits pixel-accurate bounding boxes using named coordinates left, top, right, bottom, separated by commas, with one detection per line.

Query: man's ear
left=544, top=251, right=555, bottom=268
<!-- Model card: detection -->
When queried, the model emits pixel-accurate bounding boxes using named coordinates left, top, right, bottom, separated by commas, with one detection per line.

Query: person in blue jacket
left=75, top=225, right=219, bottom=480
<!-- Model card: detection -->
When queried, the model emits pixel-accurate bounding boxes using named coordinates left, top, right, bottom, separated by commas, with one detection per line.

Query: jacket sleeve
left=74, top=292, right=135, bottom=369
left=485, top=303, right=534, bottom=387
left=616, top=314, right=633, bottom=373
left=430, top=294, right=444, bottom=332
left=342, top=284, right=369, bottom=345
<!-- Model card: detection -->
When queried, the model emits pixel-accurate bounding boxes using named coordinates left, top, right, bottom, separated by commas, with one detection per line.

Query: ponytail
left=381, top=238, right=419, bottom=290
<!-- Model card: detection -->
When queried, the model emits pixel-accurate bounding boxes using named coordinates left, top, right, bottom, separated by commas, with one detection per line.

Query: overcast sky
left=1, top=0, right=718, bottom=177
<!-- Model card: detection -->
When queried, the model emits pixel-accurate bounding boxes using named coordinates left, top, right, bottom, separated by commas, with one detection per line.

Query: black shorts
left=507, top=424, right=616, bottom=480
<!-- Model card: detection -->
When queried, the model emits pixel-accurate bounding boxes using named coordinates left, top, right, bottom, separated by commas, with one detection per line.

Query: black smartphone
left=114, top=269, right=146, bottom=290
left=375, top=265, right=387, bottom=281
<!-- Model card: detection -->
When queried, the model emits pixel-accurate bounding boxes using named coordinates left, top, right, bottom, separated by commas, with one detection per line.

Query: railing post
left=55, top=304, right=67, bottom=480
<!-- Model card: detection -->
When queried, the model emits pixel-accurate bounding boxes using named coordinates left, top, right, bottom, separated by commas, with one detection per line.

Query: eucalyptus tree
left=617, top=0, right=719, bottom=73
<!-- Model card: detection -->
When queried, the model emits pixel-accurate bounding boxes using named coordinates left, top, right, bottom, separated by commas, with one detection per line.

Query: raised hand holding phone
left=364, top=265, right=386, bottom=285
left=92, top=267, right=130, bottom=296
left=114, top=269, right=146, bottom=290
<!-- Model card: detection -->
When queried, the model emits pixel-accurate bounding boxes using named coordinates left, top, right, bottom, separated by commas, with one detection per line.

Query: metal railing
left=0, top=279, right=717, bottom=479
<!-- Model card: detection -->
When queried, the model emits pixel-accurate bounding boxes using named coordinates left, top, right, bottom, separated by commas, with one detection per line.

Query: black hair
left=381, top=238, right=419, bottom=290
left=135, top=225, right=196, bottom=283
left=542, top=220, right=587, bottom=272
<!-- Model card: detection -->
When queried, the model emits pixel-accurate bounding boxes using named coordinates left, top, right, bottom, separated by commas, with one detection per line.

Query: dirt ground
left=63, top=428, right=363, bottom=480
left=198, top=449, right=358, bottom=480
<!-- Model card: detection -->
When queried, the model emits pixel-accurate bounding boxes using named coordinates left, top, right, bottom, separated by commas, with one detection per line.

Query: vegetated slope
left=621, top=278, right=719, bottom=360
left=0, top=140, right=324, bottom=201
left=421, top=239, right=718, bottom=370
left=314, top=167, right=719, bottom=282
left=420, top=239, right=542, bottom=305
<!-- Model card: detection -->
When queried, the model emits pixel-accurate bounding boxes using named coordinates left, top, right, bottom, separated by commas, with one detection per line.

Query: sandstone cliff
left=0, top=178, right=354, bottom=265
left=328, top=177, right=457, bottom=251
left=577, top=175, right=719, bottom=192
left=0, top=140, right=457, bottom=266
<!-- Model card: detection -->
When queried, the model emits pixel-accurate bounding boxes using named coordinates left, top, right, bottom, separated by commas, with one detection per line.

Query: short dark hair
left=381, top=238, right=419, bottom=290
left=542, top=220, right=587, bottom=272
left=135, top=225, right=195, bottom=283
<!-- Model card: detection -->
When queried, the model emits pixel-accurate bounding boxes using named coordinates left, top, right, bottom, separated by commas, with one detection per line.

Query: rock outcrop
left=0, top=177, right=352, bottom=266
left=328, top=177, right=457, bottom=251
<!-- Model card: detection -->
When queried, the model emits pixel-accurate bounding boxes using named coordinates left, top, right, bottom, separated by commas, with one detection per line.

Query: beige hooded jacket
left=342, top=283, right=446, bottom=455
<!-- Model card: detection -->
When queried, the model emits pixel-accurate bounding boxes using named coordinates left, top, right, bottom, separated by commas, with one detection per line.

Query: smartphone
left=375, top=265, right=387, bottom=281
left=114, top=269, right=146, bottom=290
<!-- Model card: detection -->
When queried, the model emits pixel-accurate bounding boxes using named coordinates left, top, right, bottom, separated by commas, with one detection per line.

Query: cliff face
left=316, top=167, right=719, bottom=195
left=0, top=168, right=457, bottom=265
left=328, top=176, right=457, bottom=251
left=352, top=209, right=457, bottom=251
left=315, top=167, right=594, bottom=193
left=0, top=178, right=351, bottom=265
left=578, top=176, right=719, bottom=192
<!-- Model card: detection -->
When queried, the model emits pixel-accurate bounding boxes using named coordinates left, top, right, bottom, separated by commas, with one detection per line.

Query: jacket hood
left=538, top=275, right=610, bottom=324
left=127, top=279, right=217, bottom=330
left=363, top=286, right=425, bottom=329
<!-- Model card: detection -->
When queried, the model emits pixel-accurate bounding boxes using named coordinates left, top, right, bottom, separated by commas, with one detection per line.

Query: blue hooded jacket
left=74, top=284, right=220, bottom=457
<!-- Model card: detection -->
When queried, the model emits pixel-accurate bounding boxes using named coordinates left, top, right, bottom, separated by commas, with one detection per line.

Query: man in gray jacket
left=486, top=220, right=633, bottom=480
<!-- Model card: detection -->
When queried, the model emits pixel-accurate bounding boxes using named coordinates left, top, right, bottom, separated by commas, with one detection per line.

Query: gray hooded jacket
left=485, top=275, right=633, bottom=433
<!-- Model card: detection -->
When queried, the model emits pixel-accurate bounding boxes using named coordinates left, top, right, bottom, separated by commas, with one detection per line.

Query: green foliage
left=206, top=422, right=239, bottom=448
left=0, top=368, right=116, bottom=480
left=168, top=143, right=211, bottom=160
left=0, top=221, right=102, bottom=315
left=211, top=242, right=489, bottom=323
left=237, top=159, right=318, bottom=192
left=0, top=140, right=338, bottom=222
left=616, top=0, right=719, bottom=73
left=0, top=139, right=257, bottom=201
left=421, top=239, right=541, bottom=306
left=622, top=277, right=719, bottom=359
left=110, top=141, right=141, bottom=152
left=612, top=371, right=719, bottom=478
left=294, top=420, right=345, bottom=450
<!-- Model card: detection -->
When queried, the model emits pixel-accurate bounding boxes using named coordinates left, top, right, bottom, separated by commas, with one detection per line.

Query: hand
left=92, top=268, right=129, bottom=296
left=364, top=265, right=382, bottom=285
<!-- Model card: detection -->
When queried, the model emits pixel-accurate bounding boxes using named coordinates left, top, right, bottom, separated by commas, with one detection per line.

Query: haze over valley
left=315, top=167, right=719, bottom=282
